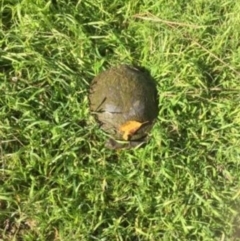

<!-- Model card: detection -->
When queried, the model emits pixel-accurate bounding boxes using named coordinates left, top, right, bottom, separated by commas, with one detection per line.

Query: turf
left=1, top=0, right=240, bottom=240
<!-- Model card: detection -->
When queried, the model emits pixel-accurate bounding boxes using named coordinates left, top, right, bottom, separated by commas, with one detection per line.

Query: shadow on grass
left=1, top=1, right=15, bottom=31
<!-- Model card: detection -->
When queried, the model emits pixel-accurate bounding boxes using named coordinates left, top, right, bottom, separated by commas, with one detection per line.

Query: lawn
left=1, top=0, right=240, bottom=240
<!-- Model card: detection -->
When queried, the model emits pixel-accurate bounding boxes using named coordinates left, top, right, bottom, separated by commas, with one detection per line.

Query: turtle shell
left=89, top=65, right=159, bottom=142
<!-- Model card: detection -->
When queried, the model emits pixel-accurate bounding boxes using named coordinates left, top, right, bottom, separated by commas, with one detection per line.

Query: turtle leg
left=105, top=138, right=147, bottom=150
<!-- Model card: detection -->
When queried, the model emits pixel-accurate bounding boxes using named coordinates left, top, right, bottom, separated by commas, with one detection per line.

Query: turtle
left=88, top=64, right=159, bottom=149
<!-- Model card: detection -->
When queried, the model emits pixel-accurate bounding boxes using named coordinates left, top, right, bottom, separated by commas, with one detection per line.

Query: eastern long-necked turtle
left=88, top=65, right=159, bottom=149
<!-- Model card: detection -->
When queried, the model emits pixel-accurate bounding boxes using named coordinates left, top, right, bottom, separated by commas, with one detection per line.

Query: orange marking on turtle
left=119, top=120, right=149, bottom=140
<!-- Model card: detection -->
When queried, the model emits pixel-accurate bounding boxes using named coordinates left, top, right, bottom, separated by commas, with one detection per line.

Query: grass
left=1, top=0, right=240, bottom=240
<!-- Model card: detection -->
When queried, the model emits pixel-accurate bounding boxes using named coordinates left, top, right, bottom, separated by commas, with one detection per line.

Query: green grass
left=1, top=0, right=240, bottom=240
